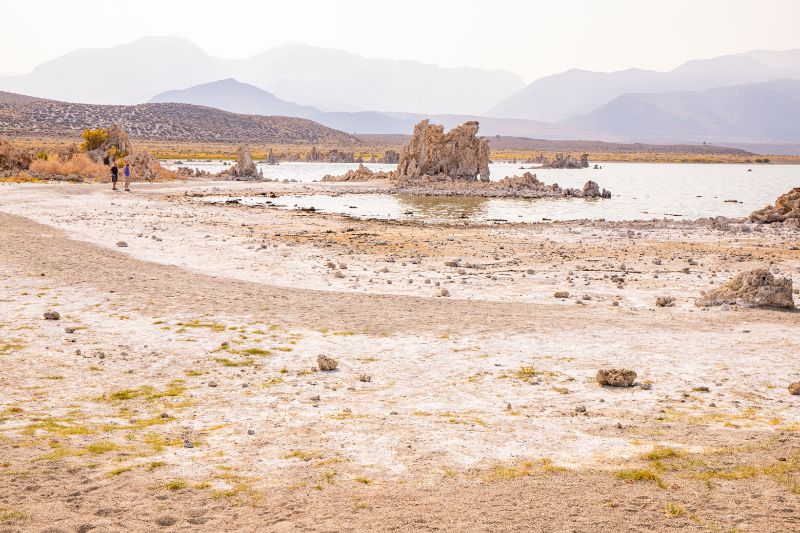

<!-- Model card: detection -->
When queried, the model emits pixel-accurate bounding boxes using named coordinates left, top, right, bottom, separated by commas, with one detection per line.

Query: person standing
left=111, top=163, right=119, bottom=191
left=123, top=163, right=132, bottom=192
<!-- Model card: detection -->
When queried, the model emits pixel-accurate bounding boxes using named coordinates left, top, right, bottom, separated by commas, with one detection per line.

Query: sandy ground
left=0, top=180, right=799, bottom=532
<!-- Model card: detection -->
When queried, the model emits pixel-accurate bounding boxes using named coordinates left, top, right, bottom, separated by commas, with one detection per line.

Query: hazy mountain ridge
left=150, top=78, right=610, bottom=141
left=0, top=37, right=524, bottom=115
left=0, top=90, right=356, bottom=144
left=488, top=49, right=800, bottom=122
left=563, top=79, right=800, bottom=143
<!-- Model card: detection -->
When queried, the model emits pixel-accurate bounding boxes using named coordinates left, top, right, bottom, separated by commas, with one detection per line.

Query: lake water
left=169, top=160, right=799, bottom=222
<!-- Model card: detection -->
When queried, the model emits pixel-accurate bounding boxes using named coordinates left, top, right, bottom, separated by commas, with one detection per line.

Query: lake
left=168, top=160, right=799, bottom=222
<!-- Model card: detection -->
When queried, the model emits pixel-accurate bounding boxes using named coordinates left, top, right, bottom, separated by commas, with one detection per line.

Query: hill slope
left=488, top=50, right=800, bottom=122
left=0, top=91, right=357, bottom=144
left=150, top=78, right=320, bottom=118
left=563, top=79, right=800, bottom=143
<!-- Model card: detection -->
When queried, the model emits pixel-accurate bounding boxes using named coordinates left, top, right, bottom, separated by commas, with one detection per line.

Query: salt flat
left=0, top=180, right=798, bottom=531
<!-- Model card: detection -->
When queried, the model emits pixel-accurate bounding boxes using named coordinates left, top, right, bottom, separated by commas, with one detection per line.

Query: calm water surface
left=168, top=160, right=799, bottom=222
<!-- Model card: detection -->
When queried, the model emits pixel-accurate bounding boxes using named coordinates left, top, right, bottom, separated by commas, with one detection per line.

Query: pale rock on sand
left=317, top=354, right=338, bottom=371
left=696, top=268, right=794, bottom=309
left=655, top=296, right=675, bottom=307
left=788, top=382, right=800, bottom=395
left=596, top=368, right=637, bottom=387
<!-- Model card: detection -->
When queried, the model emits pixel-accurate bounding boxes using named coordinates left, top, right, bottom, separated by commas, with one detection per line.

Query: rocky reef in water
left=392, top=172, right=610, bottom=198
left=321, top=120, right=611, bottom=199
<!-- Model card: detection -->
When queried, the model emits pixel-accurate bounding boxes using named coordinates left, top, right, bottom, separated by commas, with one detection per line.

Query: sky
left=2, top=0, right=800, bottom=82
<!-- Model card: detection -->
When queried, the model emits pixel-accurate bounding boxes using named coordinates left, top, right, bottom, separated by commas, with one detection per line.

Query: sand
left=0, top=180, right=798, bottom=531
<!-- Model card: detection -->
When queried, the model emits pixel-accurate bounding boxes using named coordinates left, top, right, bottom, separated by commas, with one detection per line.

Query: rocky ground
left=0, top=180, right=799, bottom=532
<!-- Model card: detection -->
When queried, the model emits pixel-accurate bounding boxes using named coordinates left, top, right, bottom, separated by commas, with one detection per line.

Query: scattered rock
left=64, top=326, right=78, bottom=333
left=247, top=429, right=255, bottom=435
left=697, top=268, right=794, bottom=309
left=440, top=288, right=450, bottom=297
left=43, top=311, right=60, bottom=320
left=182, top=439, right=194, bottom=449
left=655, top=296, right=675, bottom=307
left=116, top=241, right=128, bottom=248
left=358, top=374, right=372, bottom=382
left=596, top=369, right=637, bottom=387
left=554, top=291, right=570, bottom=299
left=317, top=354, right=338, bottom=371
left=789, top=382, right=800, bottom=395
left=208, top=381, right=217, bottom=388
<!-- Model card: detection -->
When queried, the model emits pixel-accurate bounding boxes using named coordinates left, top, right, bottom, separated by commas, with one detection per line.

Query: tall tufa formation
left=397, top=120, right=490, bottom=181
left=228, top=146, right=262, bottom=179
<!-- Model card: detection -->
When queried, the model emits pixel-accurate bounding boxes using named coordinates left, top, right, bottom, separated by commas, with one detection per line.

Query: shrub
left=29, top=153, right=108, bottom=181
left=80, top=128, right=109, bottom=152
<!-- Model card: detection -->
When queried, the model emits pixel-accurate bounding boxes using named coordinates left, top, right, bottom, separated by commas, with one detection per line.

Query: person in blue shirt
left=123, top=163, right=132, bottom=192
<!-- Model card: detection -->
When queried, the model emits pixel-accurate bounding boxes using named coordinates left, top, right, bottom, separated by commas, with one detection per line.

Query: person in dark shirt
left=111, top=164, right=119, bottom=191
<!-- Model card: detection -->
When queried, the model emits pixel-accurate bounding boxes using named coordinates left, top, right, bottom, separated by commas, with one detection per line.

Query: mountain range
left=149, top=79, right=608, bottom=141
left=489, top=49, right=800, bottom=122
left=3, top=37, right=800, bottom=146
left=0, top=36, right=523, bottom=115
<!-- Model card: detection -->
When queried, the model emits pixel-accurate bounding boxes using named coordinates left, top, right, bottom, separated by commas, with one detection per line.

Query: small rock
left=655, top=296, right=675, bottom=307
left=116, top=241, right=128, bottom=248
left=640, top=383, right=652, bottom=390
left=440, top=288, right=450, bottom=297
left=64, top=326, right=78, bottom=333
left=182, top=439, right=194, bottom=449
left=333, top=271, right=345, bottom=279
left=317, top=354, right=338, bottom=371
left=596, top=368, right=637, bottom=387
left=575, top=405, right=587, bottom=414
left=554, top=291, right=570, bottom=299
left=789, top=382, right=800, bottom=395
left=208, top=381, right=217, bottom=387
left=247, top=429, right=255, bottom=435
left=358, top=374, right=372, bottom=382
left=43, top=311, right=60, bottom=320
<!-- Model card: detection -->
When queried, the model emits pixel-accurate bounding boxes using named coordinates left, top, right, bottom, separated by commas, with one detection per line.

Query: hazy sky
left=3, top=0, right=800, bottom=82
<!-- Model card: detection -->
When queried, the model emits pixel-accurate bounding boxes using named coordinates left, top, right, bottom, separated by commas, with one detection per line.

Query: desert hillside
left=0, top=91, right=357, bottom=145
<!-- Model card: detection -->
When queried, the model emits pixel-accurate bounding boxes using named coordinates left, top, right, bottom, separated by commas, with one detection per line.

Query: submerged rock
left=321, top=163, right=391, bottom=182
left=541, top=153, right=589, bottom=169
left=596, top=368, right=637, bottom=387
left=696, top=268, right=794, bottom=309
left=750, top=188, right=800, bottom=223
